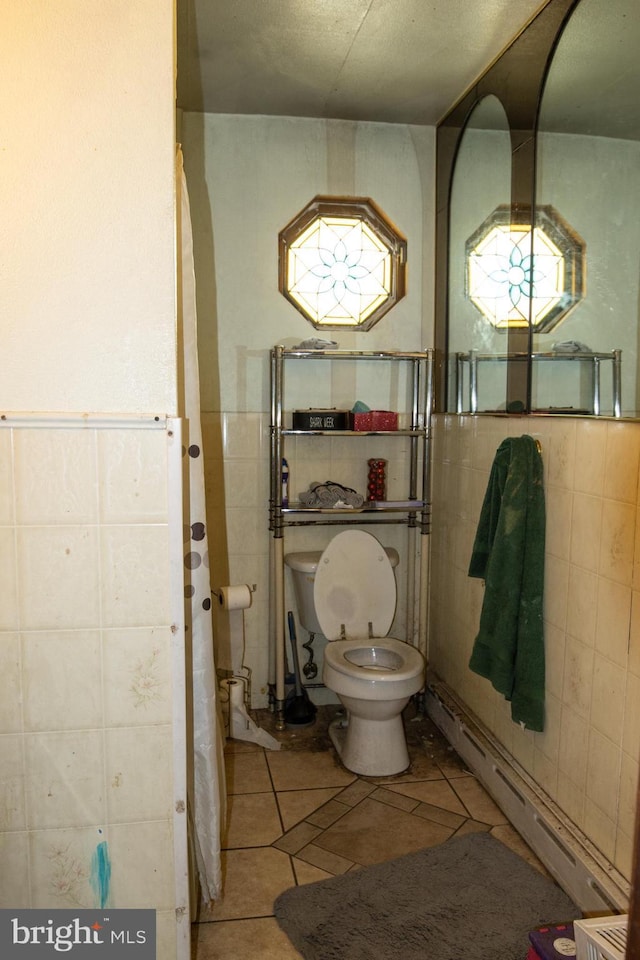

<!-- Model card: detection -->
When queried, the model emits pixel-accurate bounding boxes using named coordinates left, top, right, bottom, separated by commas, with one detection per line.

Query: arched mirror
left=447, top=95, right=512, bottom=413
left=534, top=0, right=640, bottom=416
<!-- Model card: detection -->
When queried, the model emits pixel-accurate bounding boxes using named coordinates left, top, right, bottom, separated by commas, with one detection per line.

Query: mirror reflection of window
left=466, top=204, right=584, bottom=332
left=447, top=95, right=511, bottom=413
left=535, top=0, right=639, bottom=416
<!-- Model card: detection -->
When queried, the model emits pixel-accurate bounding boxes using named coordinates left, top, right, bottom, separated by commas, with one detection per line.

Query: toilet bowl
left=285, top=530, right=425, bottom=777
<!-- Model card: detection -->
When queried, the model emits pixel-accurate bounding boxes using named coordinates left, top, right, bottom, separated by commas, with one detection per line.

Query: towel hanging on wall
left=468, top=435, right=546, bottom=731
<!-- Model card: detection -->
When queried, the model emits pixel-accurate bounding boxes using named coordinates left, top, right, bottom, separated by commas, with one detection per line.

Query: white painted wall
left=1, top=0, right=177, bottom=415
left=181, top=114, right=434, bottom=413
left=181, top=112, right=435, bottom=705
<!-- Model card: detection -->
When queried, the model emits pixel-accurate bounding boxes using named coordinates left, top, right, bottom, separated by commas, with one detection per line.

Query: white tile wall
left=429, top=414, right=640, bottom=881
left=0, top=420, right=180, bottom=955
left=17, top=527, right=101, bottom=629
left=22, top=631, right=103, bottom=731
left=0, top=634, right=21, bottom=733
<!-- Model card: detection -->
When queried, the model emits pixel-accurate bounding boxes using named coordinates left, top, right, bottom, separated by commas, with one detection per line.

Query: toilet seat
left=324, top=637, right=425, bottom=685
left=314, top=530, right=396, bottom=641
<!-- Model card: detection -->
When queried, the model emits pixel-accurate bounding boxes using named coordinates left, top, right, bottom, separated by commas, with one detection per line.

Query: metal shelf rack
left=455, top=349, right=622, bottom=417
left=269, top=345, right=434, bottom=728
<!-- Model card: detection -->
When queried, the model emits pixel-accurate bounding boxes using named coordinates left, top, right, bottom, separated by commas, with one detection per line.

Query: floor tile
left=413, top=800, right=466, bottom=829
left=453, top=819, right=492, bottom=837
left=223, top=792, right=282, bottom=848
left=276, top=787, right=341, bottom=829
left=387, top=777, right=470, bottom=814
left=198, top=848, right=294, bottom=922
left=370, top=785, right=420, bottom=812
left=267, top=748, right=355, bottom=791
left=192, top=918, right=303, bottom=960
left=224, top=738, right=263, bottom=755
left=193, top=703, right=553, bottom=960
left=450, top=775, right=510, bottom=824
left=491, top=823, right=549, bottom=875
left=420, top=728, right=473, bottom=777
left=334, top=779, right=376, bottom=806
left=314, top=796, right=454, bottom=866
left=273, top=820, right=322, bottom=855
left=296, top=842, right=355, bottom=875
left=292, top=858, right=333, bottom=885
left=224, top=751, right=272, bottom=795
left=371, top=751, right=446, bottom=784
left=306, top=798, right=352, bottom=828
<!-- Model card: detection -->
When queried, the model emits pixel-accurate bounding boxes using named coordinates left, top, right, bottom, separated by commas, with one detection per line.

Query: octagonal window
left=278, top=196, right=407, bottom=330
left=465, top=204, right=585, bottom=332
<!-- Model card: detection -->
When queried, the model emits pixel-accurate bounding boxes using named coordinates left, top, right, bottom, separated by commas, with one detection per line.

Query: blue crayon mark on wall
left=91, top=840, right=111, bottom=909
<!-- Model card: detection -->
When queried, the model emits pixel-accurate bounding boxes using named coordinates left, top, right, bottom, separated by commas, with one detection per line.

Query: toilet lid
left=314, top=530, right=396, bottom=641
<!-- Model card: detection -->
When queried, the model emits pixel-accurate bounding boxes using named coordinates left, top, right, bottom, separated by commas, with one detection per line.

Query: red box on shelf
left=352, top=410, right=398, bottom=431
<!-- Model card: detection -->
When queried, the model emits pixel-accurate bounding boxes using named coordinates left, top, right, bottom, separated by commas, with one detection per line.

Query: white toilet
left=284, top=530, right=425, bottom=777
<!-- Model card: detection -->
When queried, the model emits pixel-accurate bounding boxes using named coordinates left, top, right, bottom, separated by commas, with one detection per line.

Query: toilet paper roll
left=218, top=584, right=253, bottom=611
left=217, top=585, right=252, bottom=675
left=221, top=677, right=246, bottom=709
left=230, top=678, right=245, bottom=708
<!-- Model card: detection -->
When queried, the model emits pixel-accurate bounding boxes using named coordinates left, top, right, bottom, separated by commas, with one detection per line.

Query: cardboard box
left=352, top=410, right=398, bottom=431
left=292, top=409, right=353, bottom=430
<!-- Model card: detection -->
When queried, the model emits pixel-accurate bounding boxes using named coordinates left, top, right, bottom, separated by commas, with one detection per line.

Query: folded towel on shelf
left=298, top=481, right=364, bottom=509
left=468, top=435, right=546, bottom=732
left=551, top=340, right=592, bottom=354
left=294, top=337, right=338, bottom=350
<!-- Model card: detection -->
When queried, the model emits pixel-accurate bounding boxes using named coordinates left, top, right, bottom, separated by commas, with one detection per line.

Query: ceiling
left=176, top=0, right=551, bottom=126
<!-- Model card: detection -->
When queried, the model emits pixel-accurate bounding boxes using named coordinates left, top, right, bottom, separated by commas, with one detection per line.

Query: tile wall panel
left=0, top=421, right=179, bottom=955
left=429, top=414, right=640, bottom=882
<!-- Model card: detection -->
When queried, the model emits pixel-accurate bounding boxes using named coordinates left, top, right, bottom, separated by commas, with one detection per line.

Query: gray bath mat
left=274, top=831, right=580, bottom=960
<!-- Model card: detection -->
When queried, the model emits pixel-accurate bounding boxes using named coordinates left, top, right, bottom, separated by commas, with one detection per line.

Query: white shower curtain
left=176, top=146, right=226, bottom=903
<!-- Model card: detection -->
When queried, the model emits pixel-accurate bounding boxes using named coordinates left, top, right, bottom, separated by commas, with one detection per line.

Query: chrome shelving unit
left=268, top=345, right=434, bottom=728
left=455, top=349, right=622, bottom=417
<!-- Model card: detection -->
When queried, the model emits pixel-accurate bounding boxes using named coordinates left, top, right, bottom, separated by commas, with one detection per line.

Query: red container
left=352, top=410, right=398, bottom=431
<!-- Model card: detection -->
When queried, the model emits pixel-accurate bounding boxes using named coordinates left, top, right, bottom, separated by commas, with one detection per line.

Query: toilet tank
left=284, top=547, right=399, bottom=636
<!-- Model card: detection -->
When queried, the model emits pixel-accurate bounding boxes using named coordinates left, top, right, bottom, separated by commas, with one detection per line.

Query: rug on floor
left=274, top=831, right=581, bottom=960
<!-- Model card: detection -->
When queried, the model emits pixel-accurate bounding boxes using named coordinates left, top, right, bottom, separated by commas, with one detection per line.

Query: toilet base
left=328, top=711, right=411, bottom=778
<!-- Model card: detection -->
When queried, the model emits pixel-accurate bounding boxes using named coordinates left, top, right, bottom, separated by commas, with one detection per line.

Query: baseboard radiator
left=426, top=679, right=630, bottom=914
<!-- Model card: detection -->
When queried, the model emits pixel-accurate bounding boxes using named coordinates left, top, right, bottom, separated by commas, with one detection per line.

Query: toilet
left=284, top=530, right=425, bottom=777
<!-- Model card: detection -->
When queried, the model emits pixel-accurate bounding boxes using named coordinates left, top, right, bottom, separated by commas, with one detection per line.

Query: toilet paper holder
left=212, top=583, right=257, bottom=608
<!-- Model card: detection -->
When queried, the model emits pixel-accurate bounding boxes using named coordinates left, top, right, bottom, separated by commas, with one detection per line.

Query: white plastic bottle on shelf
left=281, top=458, right=289, bottom=507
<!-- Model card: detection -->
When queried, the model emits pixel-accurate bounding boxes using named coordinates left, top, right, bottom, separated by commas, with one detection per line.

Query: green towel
left=468, top=435, right=545, bottom=731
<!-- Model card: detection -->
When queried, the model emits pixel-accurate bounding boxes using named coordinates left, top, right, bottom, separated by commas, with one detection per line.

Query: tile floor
left=191, top=702, right=548, bottom=960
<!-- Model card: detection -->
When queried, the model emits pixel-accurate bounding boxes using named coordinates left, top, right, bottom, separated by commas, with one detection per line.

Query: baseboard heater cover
left=425, top=680, right=629, bottom=914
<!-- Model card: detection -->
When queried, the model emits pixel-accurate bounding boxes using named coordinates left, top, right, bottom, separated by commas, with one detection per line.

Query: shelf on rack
left=454, top=348, right=622, bottom=417
left=281, top=428, right=423, bottom=437
left=283, top=500, right=424, bottom=514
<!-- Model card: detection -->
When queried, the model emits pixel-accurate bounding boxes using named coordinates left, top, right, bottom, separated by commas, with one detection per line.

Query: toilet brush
left=284, top=611, right=317, bottom=728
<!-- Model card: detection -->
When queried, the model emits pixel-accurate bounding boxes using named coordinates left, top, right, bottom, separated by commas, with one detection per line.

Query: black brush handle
left=287, top=611, right=303, bottom=697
